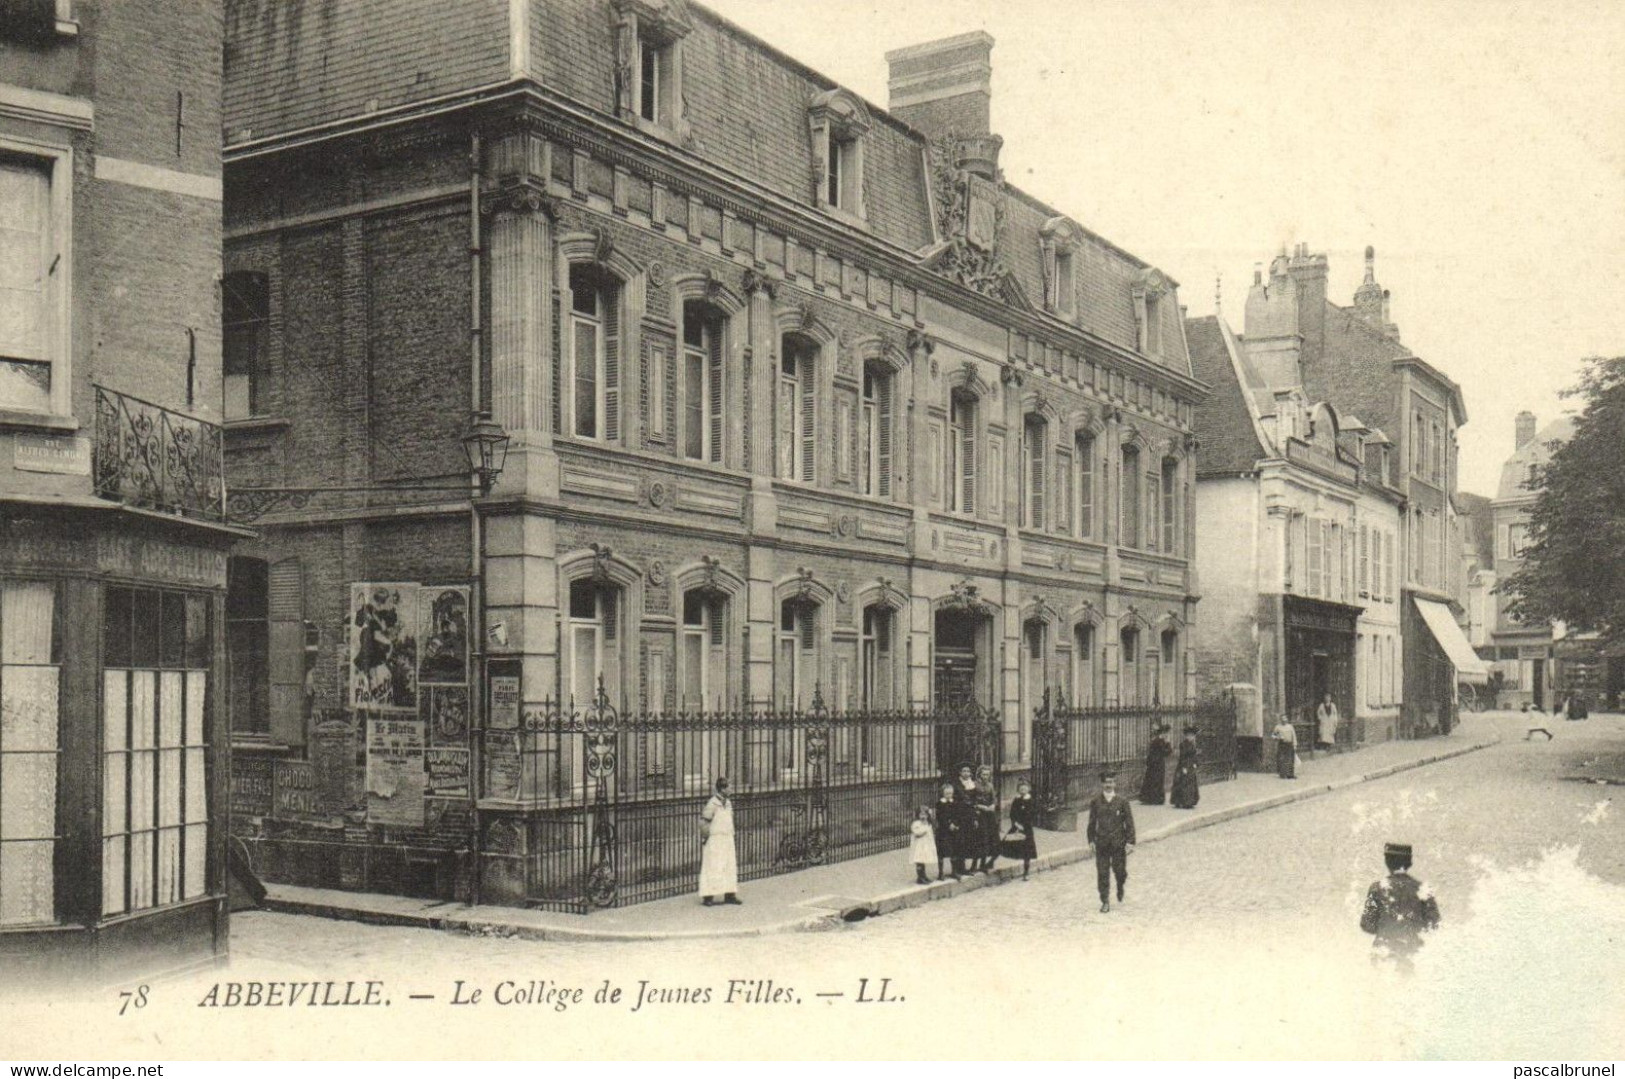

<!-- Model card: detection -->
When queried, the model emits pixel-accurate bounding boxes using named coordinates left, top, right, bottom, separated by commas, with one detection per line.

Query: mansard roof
left=1186, top=315, right=1266, bottom=476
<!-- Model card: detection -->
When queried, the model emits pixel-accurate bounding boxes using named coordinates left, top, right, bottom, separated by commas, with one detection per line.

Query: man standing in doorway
left=1086, top=769, right=1136, bottom=913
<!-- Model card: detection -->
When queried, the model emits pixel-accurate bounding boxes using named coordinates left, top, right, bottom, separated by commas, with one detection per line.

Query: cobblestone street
left=29, top=713, right=1625, bottom=1060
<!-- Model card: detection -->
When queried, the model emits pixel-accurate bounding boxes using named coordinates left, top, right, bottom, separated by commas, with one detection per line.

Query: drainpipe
left=467, top=129, right=484, bottom=907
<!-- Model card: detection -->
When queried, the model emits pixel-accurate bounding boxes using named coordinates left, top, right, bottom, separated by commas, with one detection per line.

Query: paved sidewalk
left=262, top=719, right=1501, bottom=942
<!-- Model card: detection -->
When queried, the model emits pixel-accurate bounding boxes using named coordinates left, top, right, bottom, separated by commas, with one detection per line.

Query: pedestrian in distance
left=935, top=782, right=967, bottom=880
left=1086, top=768, right=1136, bottom=913
left=910, top=805, right=938, bottom=886
left=1170, top=724, right=1201, bottom=808
left=1524, top=712, right=1555, bottom=741
left=1004, top=779, right=1039, bottom=880
left=972, top=763, right=1000, bottom=873
left=1272, top=714, right=1298, bottom=779
left=1139, top=722, right=1172, bottom=805
left=698, top=777, right=741, bottom=906
left=1316, top=692, right=1340, bottom=750
left=1360, top=841, right=1441, bottom=971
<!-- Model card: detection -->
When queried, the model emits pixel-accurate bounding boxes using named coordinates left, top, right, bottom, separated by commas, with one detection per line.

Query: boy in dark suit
left=1360, top=841, right=1441, bottom=969
left=1086, top=769, right=1136, bottom=913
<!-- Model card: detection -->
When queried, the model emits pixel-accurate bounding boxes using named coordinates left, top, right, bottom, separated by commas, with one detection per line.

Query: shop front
left=0, top=507, right=235, bottom=985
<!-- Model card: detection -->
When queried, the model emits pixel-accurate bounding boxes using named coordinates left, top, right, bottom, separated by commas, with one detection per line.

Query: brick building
left=1190, top=245, right=1479, bottom=744
left=218, top=1, right=1206, bottom=909
left=1, top=0, right=236, bottom=980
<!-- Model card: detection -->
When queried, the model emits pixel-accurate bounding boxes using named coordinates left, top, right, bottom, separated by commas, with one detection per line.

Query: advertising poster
left=365, top=715, right=425, bottom=826
left=348, top=582, right=419, bottom=711
left=489, top=674, right=520, bottom=730
left=483, top=728, right=523, bottom=801
left=424, top=748, right=470, bottom=798
left=417, top=585, right=469, bottom=685
left=425, top=685, right=469, bottom=748
left=312, top=713, right=361, bottom=813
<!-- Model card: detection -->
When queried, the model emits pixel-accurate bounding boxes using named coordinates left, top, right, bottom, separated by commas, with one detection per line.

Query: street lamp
left=460, top=410, right=510, bottom=496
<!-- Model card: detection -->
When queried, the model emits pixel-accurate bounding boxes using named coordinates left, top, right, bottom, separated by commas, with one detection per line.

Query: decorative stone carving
left=646, top=480, right=670, bottom=508
left=590, top=542, right=615, bottom=584
left=835, top=581, right=852, bottom=604
left=928, top=133, right=1011, bottom=297
left=1000, top=365, right=1024, bottom=388
left=483, top=183, right=557, bottom=219
left=648, top=261, right=666, bottom=286
left=942, top=577, right=991, bottom=615
left=647, top=559, right=668, bottom=587
left=906, top=329, right=934, bottom=356
left=741, top=268, right=774, bottom=298
left=793, top=567, right=817, bottom=601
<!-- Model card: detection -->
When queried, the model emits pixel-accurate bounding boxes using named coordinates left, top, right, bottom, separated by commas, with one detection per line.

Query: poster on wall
left=489, top=675, right=520, bottom=730
left=425, top=748, right=470, bottom=798
left=417, top=586, right=470, bottom=685
left=484, top=729, right=523, bottom=800
left=348, top=583, right=419, bottom=711
left=312, top=713, right=361, bottom=813
left=365, top=715, right=426, bottom=826
left=425, top=685, right=469, bottom=748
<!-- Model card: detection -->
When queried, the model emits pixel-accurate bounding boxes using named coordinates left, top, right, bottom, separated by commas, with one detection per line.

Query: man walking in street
left=1360, top=841, right=1440, bottom=970
left=1086, top=769, right=1136, bottom=913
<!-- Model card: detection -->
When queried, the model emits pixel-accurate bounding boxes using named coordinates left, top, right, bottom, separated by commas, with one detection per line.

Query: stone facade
left=218, top=1, right=1204, bottom=905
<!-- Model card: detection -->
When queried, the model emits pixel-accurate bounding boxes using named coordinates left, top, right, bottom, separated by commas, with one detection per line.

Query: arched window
left=778, top=334, right=818, bottom=483
left=681, top=300, right=724, bottom=463
left=776, top=598, right=819, bottom=709
left=947, top=389, right=977, bottom=514
left=1023, top=414, right=1047, bottom=530
left=860, top=362, right=895, bottom=498
left=223, top=271, right=268, bottom=420
left=679, top=589, right=725, bottom=712
left=567, top=578, right=621, bottom=703
left=860, top=604, right=894, bottom=709
left=1159, top=628, right=1179, bottom=705
left=567, top=263, right=623, bottom=442
left=1076, top=432, right=1096, bottom=538
left=1119, top=626, right=1141, bottom=706
left=1120, top=444, right=1142, bottom=548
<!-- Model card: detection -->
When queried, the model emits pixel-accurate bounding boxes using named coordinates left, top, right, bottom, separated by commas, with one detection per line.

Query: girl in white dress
left=698, top=777, right=740, bottom=905
left=909, top=806, right=938, bottom=885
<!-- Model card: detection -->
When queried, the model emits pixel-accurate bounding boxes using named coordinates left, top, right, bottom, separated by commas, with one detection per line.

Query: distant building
left=1191, top=245, right=1482, bottom=748
left=1485, top=412, right=1619, bottom=710
left=1, top=1, right=235, bottom=981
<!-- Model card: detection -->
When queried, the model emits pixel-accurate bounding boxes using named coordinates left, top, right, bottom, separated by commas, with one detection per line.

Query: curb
left=262, top=737, right=1497, bottom=942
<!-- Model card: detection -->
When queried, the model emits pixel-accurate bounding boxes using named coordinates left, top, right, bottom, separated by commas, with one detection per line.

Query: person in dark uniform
left=1139, top=722, right=1172, bottom=804
left=934, top=782, right=968, bottom=880
left=1360, top=841, right=1441, bottom=970
left=971, top=763, right=1000, bottom=873
left=1086, top=769, right=1136, bottom=913
left=1169, top=724, right=1201, bottom=808
left=1005, top=779, right=1039, bottom=880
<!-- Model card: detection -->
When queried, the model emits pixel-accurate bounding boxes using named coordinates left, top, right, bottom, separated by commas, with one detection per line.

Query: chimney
left=1286, top=244, right=1329, bottom=373
left=1515, top=411, right=1537, bottom=451
left=1353, top=245, right=1402, bottom=340
left=887, top=32, right=1002, bottom=178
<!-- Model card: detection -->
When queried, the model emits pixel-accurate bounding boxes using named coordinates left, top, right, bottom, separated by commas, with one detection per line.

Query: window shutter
left=1055, top=448, right=1073, bottom=534
left=876, top=375, right=893, bottom=498
left=960, top=417, right=976, bottom=515
left=267, top=560, right=306, bottom=748
left=603, top=291, right=620, bottom=443
left=1359, top=525, right=1369, bottom=593
left=799, top=606, right=817, bottom=651
left=799, top=349, right=816, bottom=483
left=1307, top=519, right=1323, bottom=596
left=1078, top=439, right=1094, bottom=536
left=709, top=600, right=725, bottom=647
left=708, top=325, right=724, bottom=463
left=777, top=371, right=796, bottom=480
left=603, top=591, right=618, bottom=641
left=551, top=289, right=562, bottom=434
left=1145, top=469, right=1158, bottom=550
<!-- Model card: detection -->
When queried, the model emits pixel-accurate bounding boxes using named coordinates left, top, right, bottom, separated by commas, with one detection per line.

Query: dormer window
left=1040, top=217, right=1081, bottom=318
left=808, top=89, right=871, bottom=222
left=1133, top=268, right=1171, bottom=358
left=614, top=0, right=691, bottom=136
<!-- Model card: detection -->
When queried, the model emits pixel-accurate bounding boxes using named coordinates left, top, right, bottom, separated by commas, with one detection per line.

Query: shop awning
left=1415, top=598, right=1491, bottom=684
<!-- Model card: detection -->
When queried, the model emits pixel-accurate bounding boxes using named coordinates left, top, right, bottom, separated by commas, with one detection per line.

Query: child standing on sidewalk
left=910, top=806, right=938, bottom=885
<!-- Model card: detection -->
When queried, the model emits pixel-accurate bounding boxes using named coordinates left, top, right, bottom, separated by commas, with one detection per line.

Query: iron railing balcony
left=92, top=384, right=226, bottom=522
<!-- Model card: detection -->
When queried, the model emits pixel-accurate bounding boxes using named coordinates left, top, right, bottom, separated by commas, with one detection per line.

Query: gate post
left=1034, top=688, right=1077, bottom=831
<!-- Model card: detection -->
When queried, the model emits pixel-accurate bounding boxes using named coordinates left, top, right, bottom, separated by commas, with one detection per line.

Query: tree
left=1502, top=356, right=1625, bottom=642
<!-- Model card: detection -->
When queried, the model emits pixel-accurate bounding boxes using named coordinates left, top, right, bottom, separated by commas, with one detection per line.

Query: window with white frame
left=567, top=579, right=620, bottom=706
left=860, top=605, right=894, bottom=709
left=1160, top=457, right=1179, bottom=554
left=1119, top=626, right=1141, bottom=706
left=808, top=90, right=870, bottom=220
left=679, top=590, right=724, bottom=713
left=1120, top=444, right=1142, bottom=548
left=1507, top=522, right=1529, bottom=559
left=681, top=301, right=724, bottom=463
left=0, top=153, right=66, bottom=416
left=102, top=587, right=212, bottom=917
left=1144, top=292, right=1163, bottom=356
left=776, top=599, right=818, bottom=710
left=222, top=272, right=269, bottom=420
left=1159, top=629, right=1179, bottom=705
left=615, top=1, right=688, bottom=134
left=1023, top=415, right=1047, bottom=530
left=1075, top=432, right=1095, bottom=538
left=1073, top=623, right=1096, bottom=706
left=777, top=334, right=818, bottom=483
left=1, top=581, right=61, bottom=927
left=947, top=389, right=977, bottom=515
left=860, top=363, right=894, bottom=498
left=567, top=264, right=621, bottom=442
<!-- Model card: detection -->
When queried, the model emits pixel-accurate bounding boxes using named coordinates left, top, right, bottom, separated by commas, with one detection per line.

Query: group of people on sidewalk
left=1270, top=693, right=1342, bottom=779
left=1138, top=721, right=1203, bottom=808
left=911, top=764, right=1039, bottom=884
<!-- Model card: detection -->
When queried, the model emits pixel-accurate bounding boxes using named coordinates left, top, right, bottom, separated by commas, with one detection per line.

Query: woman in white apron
left=698, top=777, right=740, bottom=905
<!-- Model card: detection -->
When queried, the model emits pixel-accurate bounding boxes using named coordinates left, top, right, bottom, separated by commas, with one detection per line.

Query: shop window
left=0, top=581, right=62, bottom=927
left=777, top=334, right=818, bottom=483
left=566, top=263, right=622, bottom=443
left=860, top=363, right=894, bottom=498
left=102, top=586, right=212, bottom=917
left=222, top=272, right=268, bottom=420
left=681, top=301, right=724, bottom=463
left=0, top=152, right=68, bottom=417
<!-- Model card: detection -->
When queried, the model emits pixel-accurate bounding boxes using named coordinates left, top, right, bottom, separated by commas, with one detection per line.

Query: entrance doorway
left=934, top=607, right=992, bottom=774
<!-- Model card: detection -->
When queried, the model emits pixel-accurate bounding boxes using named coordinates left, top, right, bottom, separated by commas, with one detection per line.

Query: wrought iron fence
left=92, top=385, right=226, bottom=522
left=1030, top=690, right=1238, bottom=818
left=477, top=684, right=1002, bottom=912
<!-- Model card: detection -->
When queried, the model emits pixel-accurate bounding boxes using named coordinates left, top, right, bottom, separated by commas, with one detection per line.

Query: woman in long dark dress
left=1139, top=723, right=1172, bottom=804
left=972, top=764, right=1000, bottom=873
left=1170, top=724, right=1201, bottom=809
left=1006, top=780, right=1039, bottom=879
